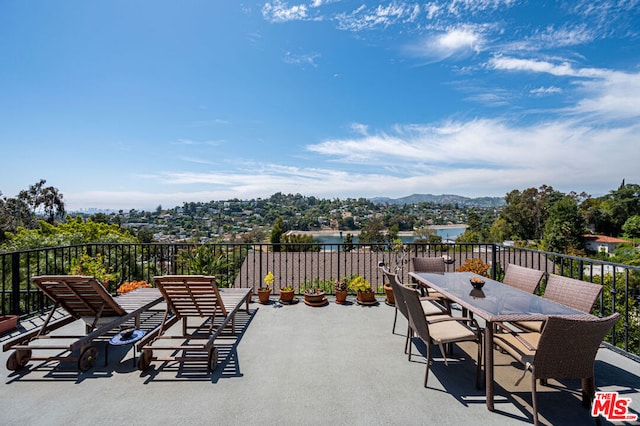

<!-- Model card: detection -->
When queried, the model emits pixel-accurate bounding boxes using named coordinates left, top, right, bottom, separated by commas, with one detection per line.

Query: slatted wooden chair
left=3, top=275, right=162, bottom=372
left=493, top=313, right=619, bottom=426
left=137, top=275, right=252, bottom=373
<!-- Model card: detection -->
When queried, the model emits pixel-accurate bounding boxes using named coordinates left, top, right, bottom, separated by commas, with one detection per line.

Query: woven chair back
left=533, top=313, right=619, bottom=379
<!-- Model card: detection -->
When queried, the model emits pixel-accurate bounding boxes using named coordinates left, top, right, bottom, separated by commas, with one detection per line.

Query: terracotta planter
left=335, top=289, right=348, bottom=304
left=383, top=284, right=395, bottom=305
left=357, top=290, right=376, bottom=304
left=304, top=290, right=326, bottom=306
left=279, top=289, right=295, bottom=303
left=0, top=315, right=18, bottom=335
left=258, top=289, right=271, bottom=304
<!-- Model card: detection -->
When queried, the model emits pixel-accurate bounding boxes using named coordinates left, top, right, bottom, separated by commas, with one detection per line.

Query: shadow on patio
left=2, top=298, right=639, bottom=425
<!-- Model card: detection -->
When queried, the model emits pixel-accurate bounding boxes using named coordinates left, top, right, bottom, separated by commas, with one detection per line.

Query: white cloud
left=262, top=1, right=308, bottom=23
left=489, top=56, right=606, bottom=78
left=489, top=56, right=640, bottom=121
left=179, top=157, right=215, bottom=165
left=406, top=26, right=485, bottom=61
left=305, top=117, right=640, bottom=195
left=283, top=51, right=321, bottom=68
left=446, top=0, right=516, bottom=15
left=335, top=2, right=423, bottom=31
left=65, top=109, right=640, bottom=210
left=530, top=86, right=563, bottom=96
left=573, top=70, right=640, bottom=120
left=349, top=122, right=369, bottom=135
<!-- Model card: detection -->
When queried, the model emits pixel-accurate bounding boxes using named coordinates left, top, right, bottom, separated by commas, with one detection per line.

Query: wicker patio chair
left=398, top=282, right=482, bottom=389
left=493, top=313, right=619, bottom=426
left=495, top=265, right=545, bottom=334
left=411, top=256, right=446, bottom=274
left=409, top=256, right=451, bottom=302
left=502, top=264, right=545, bottom=294
left=514, top=274, right=603, bottom=333
left=381, top=267, right=448, bottom=354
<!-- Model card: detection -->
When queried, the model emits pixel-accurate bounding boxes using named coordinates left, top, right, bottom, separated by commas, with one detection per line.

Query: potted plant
left=279, top=284, right=295, bottom=303
left=117, top=280, right=152, bottom=295
left=456, top=258, right=490, bottom=276
left=334, top=278, right=348, bottom=304
left=0, top=315, right=18, bottom=335
left=382, top=275, right=395, bottom=306
left=349, top=275, right=376, bottom=305
left=258, top=272, right=273, bottom=304
left=303, top=287, right=327, bottom=306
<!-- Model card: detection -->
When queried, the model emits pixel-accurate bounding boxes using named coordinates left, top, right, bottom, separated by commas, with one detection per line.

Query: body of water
left=312, top=227, right=466, bottom=245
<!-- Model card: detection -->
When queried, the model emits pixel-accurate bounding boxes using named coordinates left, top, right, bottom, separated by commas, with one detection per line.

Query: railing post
left=11, top=252, right=21, bottom=315
left=491, top=244, right=497, bottom=280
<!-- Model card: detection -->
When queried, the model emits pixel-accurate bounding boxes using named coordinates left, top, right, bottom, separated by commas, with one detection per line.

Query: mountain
left=370, top=194, right=505, bottom=207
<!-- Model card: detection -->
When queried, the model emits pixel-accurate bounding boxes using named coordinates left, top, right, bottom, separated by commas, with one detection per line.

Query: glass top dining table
left=408, top=271, right=594, bottom=411
left=409, top=271, right=588, bottom=322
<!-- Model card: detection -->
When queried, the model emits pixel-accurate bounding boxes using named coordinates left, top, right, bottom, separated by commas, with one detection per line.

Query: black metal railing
left=1, top=242, right=638, bottom=356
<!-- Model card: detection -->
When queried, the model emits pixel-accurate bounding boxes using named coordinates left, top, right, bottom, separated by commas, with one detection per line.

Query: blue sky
left=1, top=0, right=639, bottom=211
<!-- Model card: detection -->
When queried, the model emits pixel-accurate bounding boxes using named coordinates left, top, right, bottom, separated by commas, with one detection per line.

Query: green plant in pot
left=258, top=272, right=273, bottom=304
left=334, top=278, right=349, bottom=304
left=303, top=287, right=326, bottom=306
left=279, top=284, right=295, bottom=303
left=349, top=275, right=376, bottom=305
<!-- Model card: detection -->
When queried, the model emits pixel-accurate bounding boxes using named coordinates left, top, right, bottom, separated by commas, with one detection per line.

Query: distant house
left=583, top=235, right=629, bottom=255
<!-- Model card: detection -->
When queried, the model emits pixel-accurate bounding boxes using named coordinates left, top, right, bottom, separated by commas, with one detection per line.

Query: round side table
left=107, top=329, right=146, bottom=367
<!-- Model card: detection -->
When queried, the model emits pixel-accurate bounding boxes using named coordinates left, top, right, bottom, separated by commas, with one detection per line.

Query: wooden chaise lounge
left=136, top=275, right=252, bottom=373
left=3, top=275, right=163, bottom=372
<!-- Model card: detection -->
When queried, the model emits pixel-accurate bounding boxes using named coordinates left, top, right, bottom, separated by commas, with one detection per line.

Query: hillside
left=370, top=194, right=505, bottom=208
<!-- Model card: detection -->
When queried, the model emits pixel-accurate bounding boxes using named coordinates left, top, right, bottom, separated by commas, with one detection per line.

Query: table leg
left=485, top=322, right=494, bottom=411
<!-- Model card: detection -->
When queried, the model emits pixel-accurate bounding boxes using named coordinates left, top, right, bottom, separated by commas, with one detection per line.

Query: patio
left=1, top=297, right=639, bottom=425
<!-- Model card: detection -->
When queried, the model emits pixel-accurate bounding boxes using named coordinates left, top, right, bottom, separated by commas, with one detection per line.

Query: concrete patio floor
left=2, top=297, right=639, bottom=425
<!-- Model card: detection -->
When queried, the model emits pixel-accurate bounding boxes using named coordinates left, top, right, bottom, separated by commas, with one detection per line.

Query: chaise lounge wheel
left=208, top=347, right=219, bottom=373
left=138, top=349, right=152, bottom=371
left=78, top=346, right=98, bottom=372
left=6, top=349, right=31, bottom=371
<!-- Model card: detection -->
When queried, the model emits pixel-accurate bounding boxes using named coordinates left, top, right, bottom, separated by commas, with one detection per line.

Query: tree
left=270, top=217, right=285, bottom=252
left=604, top=183, right=640, bottom=236
left=2, top=216, right=137, bottom=251
left=386, top=224, right=399, bottom=245
left=18, top=179, right=65, bottom=224
left=413, top=226, right=441, bottom=244
left=358, top=217, right=385, bottom=248
left=622, top=215, right=640, bottom=244
left=543, top=197, right=586, bottom=254
left=0, top=194, right=35, bottom=243
left=342, top=233, right=355, bottom=252
left=499, top=185, right=564, bottom=241
left=137, top=227, right=155, bottom=243
left=281, top=233, right=319, bottom=252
